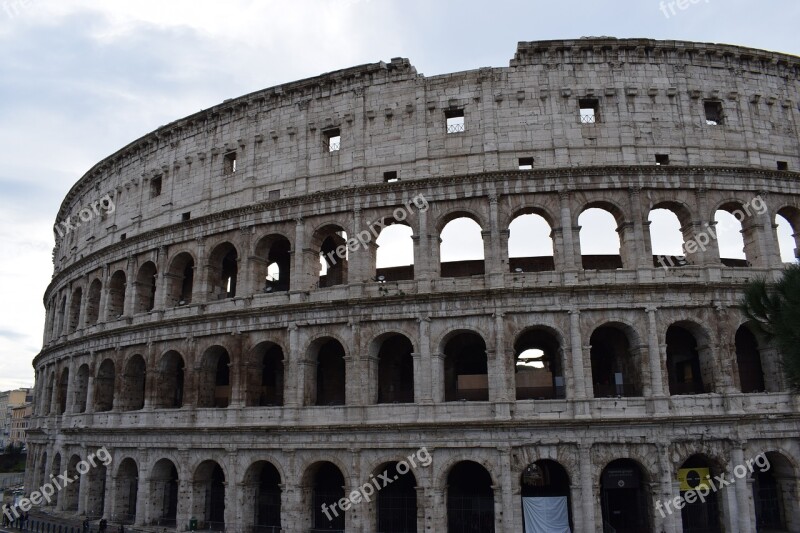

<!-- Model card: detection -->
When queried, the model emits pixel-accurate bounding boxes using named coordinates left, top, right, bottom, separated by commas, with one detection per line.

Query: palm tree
left=741, top=264, right=800, bottom=391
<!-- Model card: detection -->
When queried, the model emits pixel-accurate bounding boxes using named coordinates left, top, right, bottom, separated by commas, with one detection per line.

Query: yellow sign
left=678, top=468, right=711, bottom=492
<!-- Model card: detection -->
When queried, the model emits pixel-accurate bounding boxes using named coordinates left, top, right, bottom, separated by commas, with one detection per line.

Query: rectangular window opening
left=655, top=154, right=670, bottom=166
left=777, top=161, right=789, bottom=171
left=519, top=157, right=534, bottom=170
left=384, top=171, right=399, bottom=183
left=445, top=109, right=465, bottom=134
left=150, top=176, right=162, bottom=198
left=324, top=128, right=341, bottom=152
left=223, top=151, right=237, bottom=175
left=268, top=189, right=280, bottom=200
left=181, top=212, right=191, bottom=222
left=579, top=98, right=600, bottom=124
left=120, top=233, right=127, bottom=241
left=704, top=100, right=724, bottom=126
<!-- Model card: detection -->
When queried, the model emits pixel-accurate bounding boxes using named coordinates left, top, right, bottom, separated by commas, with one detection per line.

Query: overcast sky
left=1, top=0, right=798, bottom=391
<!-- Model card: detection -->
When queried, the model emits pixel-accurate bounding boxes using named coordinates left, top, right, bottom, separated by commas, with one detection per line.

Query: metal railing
left=580, top=113, right=597, bottom=124
left=446, top=122, right=465, bottom=133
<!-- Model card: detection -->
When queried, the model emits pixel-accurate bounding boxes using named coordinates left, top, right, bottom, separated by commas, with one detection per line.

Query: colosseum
left=23, top=38, right=800, bottom=533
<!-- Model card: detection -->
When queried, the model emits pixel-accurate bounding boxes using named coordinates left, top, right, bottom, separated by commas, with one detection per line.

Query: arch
left=307, top=338, right=346, bottom=406
left=714, top=201, right=753, bottom=266
left=94, top=359, right=115, bottom=412
left=649, top=205, right=688, bottom=266
left=446, top=461, right=495, bottom=533
left=197, top=346, right=231, bottom=408
left=208, top=242, right=239, bottom=299
left=735, top=324, right=766, bottom=393
left=520, top=459, right=573, bottom=532
left=85, top=452, right=107, bottom=520
left=119, top=354, right=146, bottom=412
left=73, top=364, right=90, bottom=413
left=440, top=216, right=485, bottom=278
left=155, top=351, right=185, bottom=409
left=193, top=460, right=226, bottom=531
left=242, top=461, right=282, bottom=532
left=375, top=220, right=415, bottom=282
left=57, top=368, right=69, bottom=415
left=751, top=451, right=796, bottom=531
left=68, top=286, right=82, bottom=333
left=86, top=278, right=102, bottom=325
left=579, top=206, right=623, bottom=270
left=666, top=322, right=713, bottom=395
left=443, top=331, right=488, bottom=402
left=107, top=270, right=126, bottom=318
left=114, top=458, right=139, bottom=525
left=514, top=327, right=566, bottom=400
left=600, top=459, right=651, bottom=532
left=679, top=454, right=723, bottom=532
left=255, top=234, right=292, bottom=293
left=150, top=458, right=179, bottom=527
left=374, top=461, right=418, bottom=533
left=314, top=224, right=349, bottom=288
left=508, top=211, right=555, bottom=273
left=166, top=251, right=195, bottom=307
left=589, top=323, right=643, bottom=397
left=305, top=461, right=346, bottom=531
left=134, top=261, right=158, bottom=313
left=776, top=206, right=800, bottom=263
left=376, top=333, right=415, bottom=404
left=245, top=342, right=285, bottom=407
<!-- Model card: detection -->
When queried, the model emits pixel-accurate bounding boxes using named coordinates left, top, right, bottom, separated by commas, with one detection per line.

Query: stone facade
left=26, top=38, right=800, bottom=532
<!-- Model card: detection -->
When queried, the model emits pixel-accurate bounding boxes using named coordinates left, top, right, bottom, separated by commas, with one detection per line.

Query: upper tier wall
left=52, top=38, right=800, bottom=272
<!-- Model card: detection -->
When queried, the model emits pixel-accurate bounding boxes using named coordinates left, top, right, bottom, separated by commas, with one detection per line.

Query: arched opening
left=715, top=204, right=749, bottom=267
left=150, top=459, right=179, bottom=528
left=310, top=339, right=346, bottom=406
left=649, top=203, right=695, bottom=268
left=444, top=332, right=488, bottom=402
left=514, top=328, right=565, bottom=400
left=508, top=212, right=555, bottom=273
left=155, top=351, right=185, bottom=409
left=119, top=355, right=146, bottom=412
left=246, top=343, right=284, bottom=407
left=753, top=451, right=795, bottom=531
left=166, top=252, right=194, bottom=307
left=244, top=461, right=282, bottom=533
left=134, top=261, right=158, bottom=313
left=94, top=359, right=115, bottom=412
left=107, top=270, right=126, bottom=318
left=255, top=235, right=292, bottom=293
left=446, top=461, right=495, bottom=533
left=193, top=461, right=225, bottom=531
left=57, top=368, right=69, bottom=415
left=197, top=346, right=231, bottom=408
left=86, top=279, right=102, bottom=325
left=43, top=373, right=54, bottom=415
left=316, top=225, right=349, bottom=288
left=68, top=287, right=82, bottom=333
left=589, top=325, right=642, bottom=397
left=775, top=207, right=799, bottom=263
left=115, top=458, right=139, bottom=525
left=73, top=365, right=90, bottom=413
left=520, top=460, right=572, bottom=533
left=208, top=242, right=239, bottom=299
left=55, top=295, right=67, bottom=336
left=679, top=455, right=722, bottom=533
left=375, top=221, right=415, bottom=282
left=666, top=324, right=708, bottom=395
left=440, top=216, right=485, bottom=278
left=308, top=462, right=345, bottom=531
left=64, top=455, right=81, bottom=512
left=600, top=459, right=650, bottom=533
left=579, top=207, right=623, bottom=270
left=377, top=334, right=415, bottom=404
left=735, top=325, right=766, bottom=393
left=376, top=462, right=417, bottom=533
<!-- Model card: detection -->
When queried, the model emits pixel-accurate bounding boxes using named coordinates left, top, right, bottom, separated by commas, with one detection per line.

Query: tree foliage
left=741, top=264, right=800, bottom=390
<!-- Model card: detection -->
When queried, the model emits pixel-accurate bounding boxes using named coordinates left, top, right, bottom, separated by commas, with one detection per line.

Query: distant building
left=0, top=389, right=31, bottom=449
left=10, top=403, right=32, bottom=448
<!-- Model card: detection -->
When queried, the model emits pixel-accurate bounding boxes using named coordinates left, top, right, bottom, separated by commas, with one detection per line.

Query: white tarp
left=522, top=496, right=571, bottom=533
